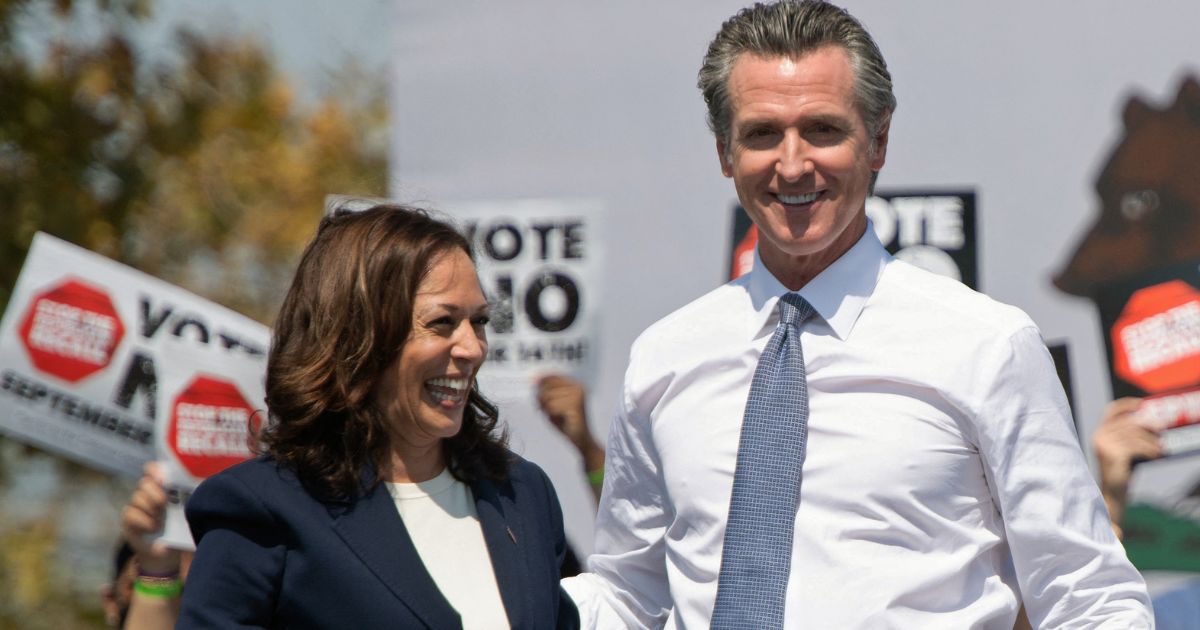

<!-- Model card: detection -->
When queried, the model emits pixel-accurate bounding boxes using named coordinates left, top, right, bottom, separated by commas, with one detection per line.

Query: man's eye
left=806, top=124, right=845, bottom=146
left=472, top=315, right=490, bottom=328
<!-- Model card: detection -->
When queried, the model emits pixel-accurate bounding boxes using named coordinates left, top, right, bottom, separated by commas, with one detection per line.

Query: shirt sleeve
left=562, top=347, right=674, bottom=628
left=973, top=325, right=1154, bottom=628
left=177, top=470, right=285, bottom=629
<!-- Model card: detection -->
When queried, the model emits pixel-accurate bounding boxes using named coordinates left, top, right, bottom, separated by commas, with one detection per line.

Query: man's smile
left=776, top=191, right=822, bottom=205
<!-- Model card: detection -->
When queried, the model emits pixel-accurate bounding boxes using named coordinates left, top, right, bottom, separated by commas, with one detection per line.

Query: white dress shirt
left=563, top=228, right=1153, bottom=629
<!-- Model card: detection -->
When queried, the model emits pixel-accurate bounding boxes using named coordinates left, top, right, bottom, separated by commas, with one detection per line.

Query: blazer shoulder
left=502, top=453, right=558, bottom=500
left=185, top=456, right=309, bottom=538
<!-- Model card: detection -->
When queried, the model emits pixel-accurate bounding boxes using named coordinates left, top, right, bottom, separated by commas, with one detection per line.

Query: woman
left=177, top=205, right=578, bottom=629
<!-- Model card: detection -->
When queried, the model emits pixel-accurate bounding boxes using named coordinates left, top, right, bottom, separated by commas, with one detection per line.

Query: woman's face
left=376, top=248, right=489, bottom=452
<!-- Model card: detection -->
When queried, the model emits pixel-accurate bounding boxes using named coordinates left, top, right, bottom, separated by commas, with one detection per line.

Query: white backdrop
left=389, top=1, right=1200, bottom=555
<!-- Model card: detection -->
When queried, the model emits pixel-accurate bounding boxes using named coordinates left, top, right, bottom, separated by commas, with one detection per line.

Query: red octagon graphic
left=168, top=376, right=259, bottom=479
left=1112, top=280, right=1200, bottom=393
left=18, top=278, right=126, bottom=383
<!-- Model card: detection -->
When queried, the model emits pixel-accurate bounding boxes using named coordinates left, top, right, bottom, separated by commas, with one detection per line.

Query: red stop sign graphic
left=730, top=224, right=758, bottom=281
left=1112, top=280, right=1200, bottom=393
left=18, top=278, right=126, bottom=383
left=168, top=376, right=260, bottom=479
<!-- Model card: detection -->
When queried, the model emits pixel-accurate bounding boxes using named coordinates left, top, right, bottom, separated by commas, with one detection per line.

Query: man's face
left=717, top=46, right=888, bottom=287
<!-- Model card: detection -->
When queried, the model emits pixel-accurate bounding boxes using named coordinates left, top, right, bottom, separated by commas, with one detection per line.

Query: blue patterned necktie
left=711, top=292, right=815, bottom=630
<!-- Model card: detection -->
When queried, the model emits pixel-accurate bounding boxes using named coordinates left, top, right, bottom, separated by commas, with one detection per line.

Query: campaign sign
left=448, top=199, right=603, bottom=380
left=155, top=341, right=267, bottom=549
left=446, top=198, right=604, bottom=555
left=727, top=190, right=978, bottom=289
left=1093, top=261, right=1200, bottom=572
left=0, top=233, right=269, bottom=484
left=1098, top=261, right=1200, bottom=457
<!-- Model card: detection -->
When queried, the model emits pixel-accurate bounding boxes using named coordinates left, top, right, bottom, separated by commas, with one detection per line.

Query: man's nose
left=776, top=132, right=813, bottom=182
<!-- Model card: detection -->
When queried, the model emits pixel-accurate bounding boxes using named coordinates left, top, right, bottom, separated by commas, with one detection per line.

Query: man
left=562, top=1, right=1153, bottom=627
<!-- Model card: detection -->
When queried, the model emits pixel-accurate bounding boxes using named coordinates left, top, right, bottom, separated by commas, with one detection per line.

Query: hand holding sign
left=120, top=461, right=182, bottom=573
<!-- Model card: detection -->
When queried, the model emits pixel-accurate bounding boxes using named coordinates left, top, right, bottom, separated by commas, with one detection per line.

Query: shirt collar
left=745, top=221, right=889, bottom=341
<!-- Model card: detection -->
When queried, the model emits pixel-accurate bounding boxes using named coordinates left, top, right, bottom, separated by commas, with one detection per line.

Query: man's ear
left=870, top=115, right=891, bottom=171
left=717, top=137, right=734, bottom=178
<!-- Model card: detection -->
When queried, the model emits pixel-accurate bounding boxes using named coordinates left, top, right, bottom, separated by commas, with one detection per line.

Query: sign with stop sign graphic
left=17, top=278, right=125, bottom=383
left=1111, top=279, right=1200, bottom=394
left=166, top=375, right=260, bottom=479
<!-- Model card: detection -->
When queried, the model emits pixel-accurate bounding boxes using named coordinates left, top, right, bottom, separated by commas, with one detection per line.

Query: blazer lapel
left=473, top=477, right=528, bottom=629
left=329, top=481, right=461, bottom=629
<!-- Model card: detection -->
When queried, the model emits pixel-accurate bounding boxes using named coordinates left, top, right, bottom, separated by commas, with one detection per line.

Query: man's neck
left=759, top=220, right=866, bottom=291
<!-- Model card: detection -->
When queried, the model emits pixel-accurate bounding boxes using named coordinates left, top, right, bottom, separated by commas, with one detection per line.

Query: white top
left=388, top=470, right=510, bottom=630
left=564, top=228, right=1153, bottom=629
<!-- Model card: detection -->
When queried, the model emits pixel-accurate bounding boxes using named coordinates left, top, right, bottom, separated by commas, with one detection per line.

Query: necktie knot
left=778, top=293, right=814, bottom=328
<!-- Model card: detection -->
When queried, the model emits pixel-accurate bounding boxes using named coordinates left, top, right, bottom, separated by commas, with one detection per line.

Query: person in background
left=537, top=374, right=605, bottom=504
left=1093, top=397, right=1164, bottom=539
left=99, top=540, right=135, bottom=628
left=102, top=461, right=191, bottom=630
left=178, top=205, right=578, bottom=629
left=562, top=1, right=1152, bottom=627
left=1092, top=397, right=1200, bottom=629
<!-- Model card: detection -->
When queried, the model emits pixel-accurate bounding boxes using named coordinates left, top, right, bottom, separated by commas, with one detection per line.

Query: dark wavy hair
left=259, top=203, right=510, bottom=500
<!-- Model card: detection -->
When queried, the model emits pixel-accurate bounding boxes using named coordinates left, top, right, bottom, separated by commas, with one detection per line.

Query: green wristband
left=587, top=468, right=604, bottom=488
left=134, top=578, right=183, bottom=598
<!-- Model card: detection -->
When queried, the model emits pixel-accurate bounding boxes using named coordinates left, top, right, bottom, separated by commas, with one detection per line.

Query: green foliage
left=0, top=0, right=388, bottom=322
left=0, top=0, right=389, bottom=626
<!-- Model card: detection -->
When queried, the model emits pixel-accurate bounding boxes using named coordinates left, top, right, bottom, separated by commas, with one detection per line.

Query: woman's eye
left=472, top=315, right=491, bottom=328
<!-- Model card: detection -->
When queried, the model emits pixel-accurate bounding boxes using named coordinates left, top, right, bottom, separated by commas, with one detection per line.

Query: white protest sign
left=447, top=198, right=605, bottom=554
left=0, top=233, right=269, bottom=547
left=155, top=338, right=267, bottom=549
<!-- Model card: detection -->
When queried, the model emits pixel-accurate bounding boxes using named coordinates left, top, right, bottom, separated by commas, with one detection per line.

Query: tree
left=0, top=0, right=388, bottom=321
left=0, top=1, right=388, bottom=626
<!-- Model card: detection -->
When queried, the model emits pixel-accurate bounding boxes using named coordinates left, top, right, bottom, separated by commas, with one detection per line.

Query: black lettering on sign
left=138, top=295, right=265, bottom=356
left=524, top=272, right=580, bottom=333
left=166, top=486, right=193, bottom=506
left=113, top=352, right=158, bottom=419
left=484, top=223, right=522, bottom=261
left=487, top=275, right=515, bottom=334
left=562, top=221, right=584, bottom=259
left=140, top=298, right=173, bottom=338
left=171, top=317, right=210, bottom=343
left=531, top=223, right=556, bottom=260
left=527, top=221, right=586, bottom=260
left=487, top=344, right=509, bottom=363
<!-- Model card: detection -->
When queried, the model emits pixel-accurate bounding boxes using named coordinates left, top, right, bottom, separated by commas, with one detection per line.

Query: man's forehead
left=726, top=47, right=858, bottom=115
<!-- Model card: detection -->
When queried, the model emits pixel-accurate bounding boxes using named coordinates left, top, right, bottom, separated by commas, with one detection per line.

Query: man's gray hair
left=698, top=1, right=897, bottom=145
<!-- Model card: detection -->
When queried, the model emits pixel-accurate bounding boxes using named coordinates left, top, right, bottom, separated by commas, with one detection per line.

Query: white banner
left=446, top=198, right=605, bottom=555
left=0, top=233, right=269, bottom=547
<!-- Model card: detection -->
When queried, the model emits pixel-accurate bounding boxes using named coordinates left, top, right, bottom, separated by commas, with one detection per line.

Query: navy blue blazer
left=178, top=454, right=579, bottom=629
